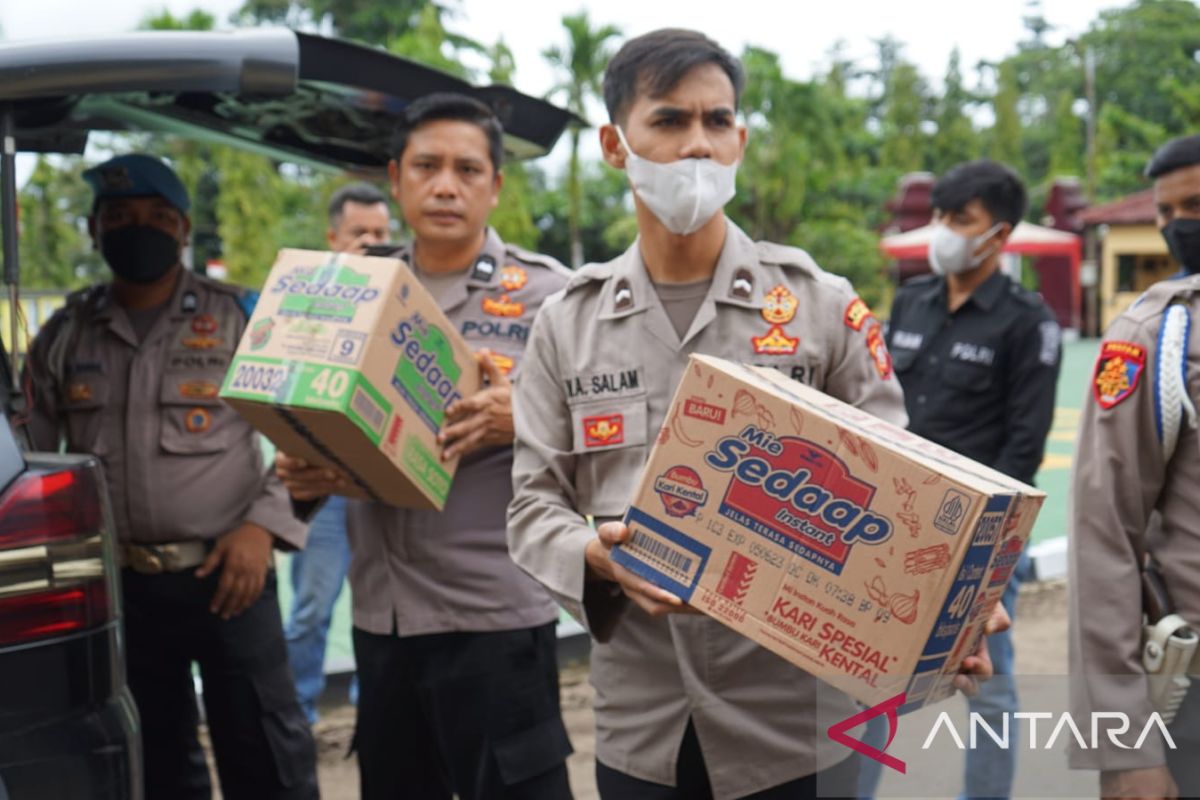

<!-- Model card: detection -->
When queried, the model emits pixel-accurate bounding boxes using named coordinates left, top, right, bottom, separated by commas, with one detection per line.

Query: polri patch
left=499, top=266, right=528, bottom=292
left=761, top=285, right=798, bottom=325
left=866, top=323, right=893, bottom=380
left=751, top=324, right=799, bottom=356
left=583, top=413, right=624, bottom=448
left=844, top=297, right=874, bottom=332
left=1093, top=340, right=1145, bottom=410
left=481, top=294, right=525, bottom=318
left=185, top=407, right=212, bottom=433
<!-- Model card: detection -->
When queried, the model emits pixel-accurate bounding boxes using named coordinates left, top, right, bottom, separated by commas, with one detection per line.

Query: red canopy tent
left=879, top=222, right=1083, bottom=329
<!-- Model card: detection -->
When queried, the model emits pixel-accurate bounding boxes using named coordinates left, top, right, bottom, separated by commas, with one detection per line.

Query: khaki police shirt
left=1069, top=275, right=1200, bottom=770
left=347, top=229, right=570, bottom=636
left=25, top=269, right=305, bottom=548
left=508, top=219, right=908, bottom=798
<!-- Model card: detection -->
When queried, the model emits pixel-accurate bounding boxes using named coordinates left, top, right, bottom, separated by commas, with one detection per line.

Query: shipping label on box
left=220, top=249, right=480, bottom=510
left=612, top=354, right=1043, bottom=709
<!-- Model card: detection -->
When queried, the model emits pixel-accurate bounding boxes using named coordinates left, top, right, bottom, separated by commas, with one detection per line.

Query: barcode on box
left=628, top=529, right=696, bottom=583
left=351, top=386, right=386, bottom=436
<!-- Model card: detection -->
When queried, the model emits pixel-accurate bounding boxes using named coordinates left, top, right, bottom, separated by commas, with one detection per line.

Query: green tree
left=1094, top=104, right=1167, bottom=200
left=729, top=46, right=890, bottom=305
left=485, top=39, right=539, bottom=249
left=1080, top=0, right=1200, bottom=134
left=16, top=157, right=100, bottom=289
left=213, top=148, right=285, bottom=285
left=1048, top=90, right=1083, bottom=178
left=139, top=7, right=216, bottom=30
left=529, top=162, right=631, bottom=267
left=389, top=4, right=479, bottom=79
left=879, top=62, right=928, bottom=173
left=989, top=60, right=1023, bottom=171
left=543, top=12, right=622, bottom=268
left=931, top=49, right=978, bottom=173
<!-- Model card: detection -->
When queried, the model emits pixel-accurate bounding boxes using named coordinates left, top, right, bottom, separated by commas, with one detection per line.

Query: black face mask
left=100, top=225, right=180, bottom=284
left=1162, top=218, right=1200, bottom=274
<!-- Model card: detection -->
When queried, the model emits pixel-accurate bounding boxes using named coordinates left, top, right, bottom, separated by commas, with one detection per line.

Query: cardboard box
left=611, top=354, right=1044, bottom=709
left=220, top=249, right=480, bottom=510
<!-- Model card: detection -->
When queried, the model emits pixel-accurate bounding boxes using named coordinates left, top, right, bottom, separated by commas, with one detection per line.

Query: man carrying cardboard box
left=283, top=183, right=391, bottom=724
left=275, top=94, right=574, bottom=800
left=507, top=30, right=1009, bottom=800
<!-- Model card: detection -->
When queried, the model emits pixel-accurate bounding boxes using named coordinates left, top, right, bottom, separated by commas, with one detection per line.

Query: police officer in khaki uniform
left=1070, top=135, right=1200, bottom=800
left=24, top=154, right=317, bottom=800
left=276, top=94, right=574, bottom=800
left=508, top=30, right=1006, bottom=800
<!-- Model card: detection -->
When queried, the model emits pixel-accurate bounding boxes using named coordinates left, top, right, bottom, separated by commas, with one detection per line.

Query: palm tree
left=543, top=13, right=622, bottom=269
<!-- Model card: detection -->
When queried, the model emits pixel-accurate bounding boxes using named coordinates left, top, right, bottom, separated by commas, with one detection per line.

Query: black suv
left=0, top=29, right=570, bottom=799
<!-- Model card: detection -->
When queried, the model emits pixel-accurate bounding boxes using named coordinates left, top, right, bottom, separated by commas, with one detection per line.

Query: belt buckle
left=128, top=546, right=165, bottom=575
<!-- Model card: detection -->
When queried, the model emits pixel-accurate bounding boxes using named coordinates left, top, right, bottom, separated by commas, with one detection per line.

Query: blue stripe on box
left=612, top=507, right=712, bottom=603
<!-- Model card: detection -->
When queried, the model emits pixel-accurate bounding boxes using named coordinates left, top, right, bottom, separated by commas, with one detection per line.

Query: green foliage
left=16, top=157, right=102, bottom=289
left=1048, top=90, right=1084, bottom=179
left=879, top=63, right=928, bottom=174
left=1081, top=0, right=1200, bottom=133
left=529, top=163, right=631, bottom=267
left=989, top=61, right=1023, bottom=172
left=543, top=12, right=622, bottom=268
left=1094, top=104, right=1167, bottom=200
left=139, top=8, right=217, bottom=30
left=16, top=0, right=1200, bottom=298
left=213, top=149, right=285, bottom=285
left=930, top=49, right=979, bottom=174
left=729, top=47, right=892, bottom=304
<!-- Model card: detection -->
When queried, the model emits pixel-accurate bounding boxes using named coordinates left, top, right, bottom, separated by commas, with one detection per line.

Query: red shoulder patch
left=1093, top=340, right=1146, bottom=410
left=844, top=297, right=874, bottom=332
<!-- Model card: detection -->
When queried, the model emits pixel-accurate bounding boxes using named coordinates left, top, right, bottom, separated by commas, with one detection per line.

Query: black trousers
left=1167, top=684, right=1200, bottom=798
left=122, top=568, right=318, bottom=800
left=352, top=622, right=573, bottom=800
left=596, top=720, right=859, bottom=799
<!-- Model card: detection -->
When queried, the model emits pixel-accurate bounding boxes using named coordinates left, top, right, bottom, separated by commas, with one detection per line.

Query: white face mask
left=615, top=126, right=738, bottom=236
left=928, top=222, right=1004, bottom=276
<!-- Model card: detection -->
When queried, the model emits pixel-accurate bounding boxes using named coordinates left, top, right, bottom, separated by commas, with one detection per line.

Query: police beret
left=83, top=153, right=190, bottom=214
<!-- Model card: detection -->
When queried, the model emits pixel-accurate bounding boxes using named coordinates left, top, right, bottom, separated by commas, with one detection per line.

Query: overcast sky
left=1, top=0, right=1120, bottom=174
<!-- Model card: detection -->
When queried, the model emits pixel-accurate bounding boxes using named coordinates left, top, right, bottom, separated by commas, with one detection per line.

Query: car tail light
left=0, top=464, right=103, bottom=548
left=0, top=460, right=116, bottom=646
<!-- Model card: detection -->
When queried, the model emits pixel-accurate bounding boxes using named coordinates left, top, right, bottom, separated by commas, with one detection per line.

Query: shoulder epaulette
left=562, top=261, right=613, bottom=294
left=503, top=243, right=571, bottom=277
left=755, top=240, right=853, bottom=296
left=1124, top=275, right=1200, bottom=323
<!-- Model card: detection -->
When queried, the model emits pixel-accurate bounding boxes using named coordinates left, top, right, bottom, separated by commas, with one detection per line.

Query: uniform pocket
left=891, top=348, right=919, bottom=375
left=60, top=375, right=112, bottom=455
left=942, top=361, right=994, bottom=392
left=492, top=715, right=573, bottom=786
left=569, top=396, right=649, bottom=517
left=159, top=371, right=244, bottom=455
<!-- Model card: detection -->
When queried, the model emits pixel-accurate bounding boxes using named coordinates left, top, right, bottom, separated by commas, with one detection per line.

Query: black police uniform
left=886, top=270, right=1061, bottom=484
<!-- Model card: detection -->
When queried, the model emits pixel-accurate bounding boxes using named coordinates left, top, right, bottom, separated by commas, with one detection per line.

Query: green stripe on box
left=223, top=357, right=393, bottom=445
left=402, top=436, right=451, bottom=505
